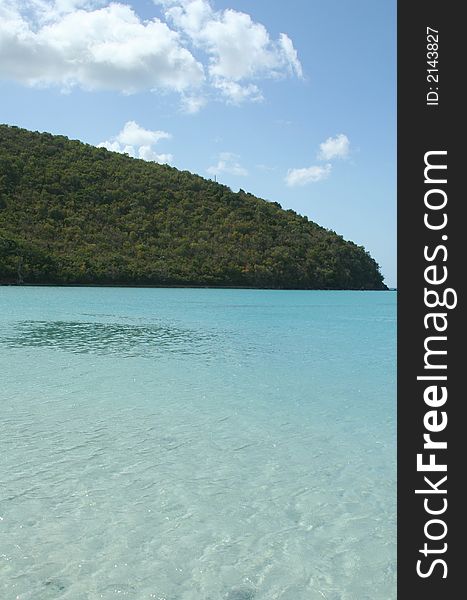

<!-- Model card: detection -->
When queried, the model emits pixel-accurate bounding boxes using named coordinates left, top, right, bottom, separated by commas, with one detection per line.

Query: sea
left=0, top=287, right=396, bottom=600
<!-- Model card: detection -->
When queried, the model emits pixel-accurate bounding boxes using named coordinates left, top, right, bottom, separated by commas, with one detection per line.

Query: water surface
left=0, top=287, right=396, bottom=600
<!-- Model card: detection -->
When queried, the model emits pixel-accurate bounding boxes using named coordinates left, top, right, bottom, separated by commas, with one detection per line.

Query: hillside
left=0, top=125, right=386, bottom=289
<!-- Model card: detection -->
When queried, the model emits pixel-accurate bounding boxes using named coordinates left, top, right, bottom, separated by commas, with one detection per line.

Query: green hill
left=0, top=124, right=386, bottom=289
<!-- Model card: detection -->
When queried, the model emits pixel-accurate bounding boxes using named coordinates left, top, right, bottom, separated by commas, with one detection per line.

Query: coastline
left=0, top=281, right=391, bottom=291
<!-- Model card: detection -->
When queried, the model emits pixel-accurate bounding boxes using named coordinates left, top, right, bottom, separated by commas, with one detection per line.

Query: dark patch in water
left=285, top=506, right=301, bottom=524
left=225, top=587, right=256, bottom=600
left=44, top=578, right=67, bottom=592
left=1, top=320, right=219, bottom=359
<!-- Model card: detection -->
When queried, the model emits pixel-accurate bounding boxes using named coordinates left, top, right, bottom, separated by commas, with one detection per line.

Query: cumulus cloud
left=98, top=121, right=173, bottom=163
left=318, top=133, right=350, bottom=161
left=0, top=0, right=303, bottom=110
left=285, top=164, right=331, bottom=187
left=207, top=152, right=248, bottom=177
left=159, top=0, right=304, bottom=105
left=285, top=133, right=350, bottom=187
left=0, top=1, right=204, bottom=94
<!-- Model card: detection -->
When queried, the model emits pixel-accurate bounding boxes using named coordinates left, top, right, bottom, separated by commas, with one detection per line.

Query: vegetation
left=0, top=124, right=386, bottom=289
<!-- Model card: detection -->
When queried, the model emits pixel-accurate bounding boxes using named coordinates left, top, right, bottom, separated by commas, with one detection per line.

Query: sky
left=0, top=0, right=397, bottom=287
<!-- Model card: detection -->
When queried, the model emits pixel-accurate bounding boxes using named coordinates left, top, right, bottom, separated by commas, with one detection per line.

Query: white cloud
left=36, top=1, right=102, bottom=21
left=278, top=33, right=303, bottom=78
left=285, top=164, right=331, bottom=187
left=110, top=120, right=171, bottom=147
left=138, top=147, right=173, bottom=163
left=157, top=0, right=303, bottom=104
left=98, top=121, right=173, bottom=164
left=0, top=1, right=204, bottom=94
left=285, top=134, right=350, bottom=187
left=212, top=79, right=263, bottom=104
left=318, top=133, right=350, bottom=161
left=180, top=93, right=207, bottom=113
left=207, top=152, right=248, bottom=177
left=0, top=0, right=304, bottom=109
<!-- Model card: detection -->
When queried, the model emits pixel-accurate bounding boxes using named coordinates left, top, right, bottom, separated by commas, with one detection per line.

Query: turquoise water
left=0, top=287, right=396, bottom=600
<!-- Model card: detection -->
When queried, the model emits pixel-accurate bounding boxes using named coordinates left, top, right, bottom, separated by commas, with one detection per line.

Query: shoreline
left=0, top=282, right=394, bottom=291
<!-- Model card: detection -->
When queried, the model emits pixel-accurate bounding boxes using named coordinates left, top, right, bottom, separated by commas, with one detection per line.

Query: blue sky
left=0, top=0, right=396, bottom=286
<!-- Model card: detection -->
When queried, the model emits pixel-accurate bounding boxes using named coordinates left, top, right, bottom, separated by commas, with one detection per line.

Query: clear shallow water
left=0, top=287, right=396, bottom=600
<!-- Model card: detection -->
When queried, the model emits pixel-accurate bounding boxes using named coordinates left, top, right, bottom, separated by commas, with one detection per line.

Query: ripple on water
left=0, top=320, right=222, bottom=359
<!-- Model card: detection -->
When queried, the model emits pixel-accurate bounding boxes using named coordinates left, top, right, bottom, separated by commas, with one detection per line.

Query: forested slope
left=0, top=124, right=386, bottom=289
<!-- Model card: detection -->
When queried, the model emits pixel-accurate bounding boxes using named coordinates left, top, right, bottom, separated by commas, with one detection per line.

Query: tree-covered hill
left=0, top=124, right=386, bottom=289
